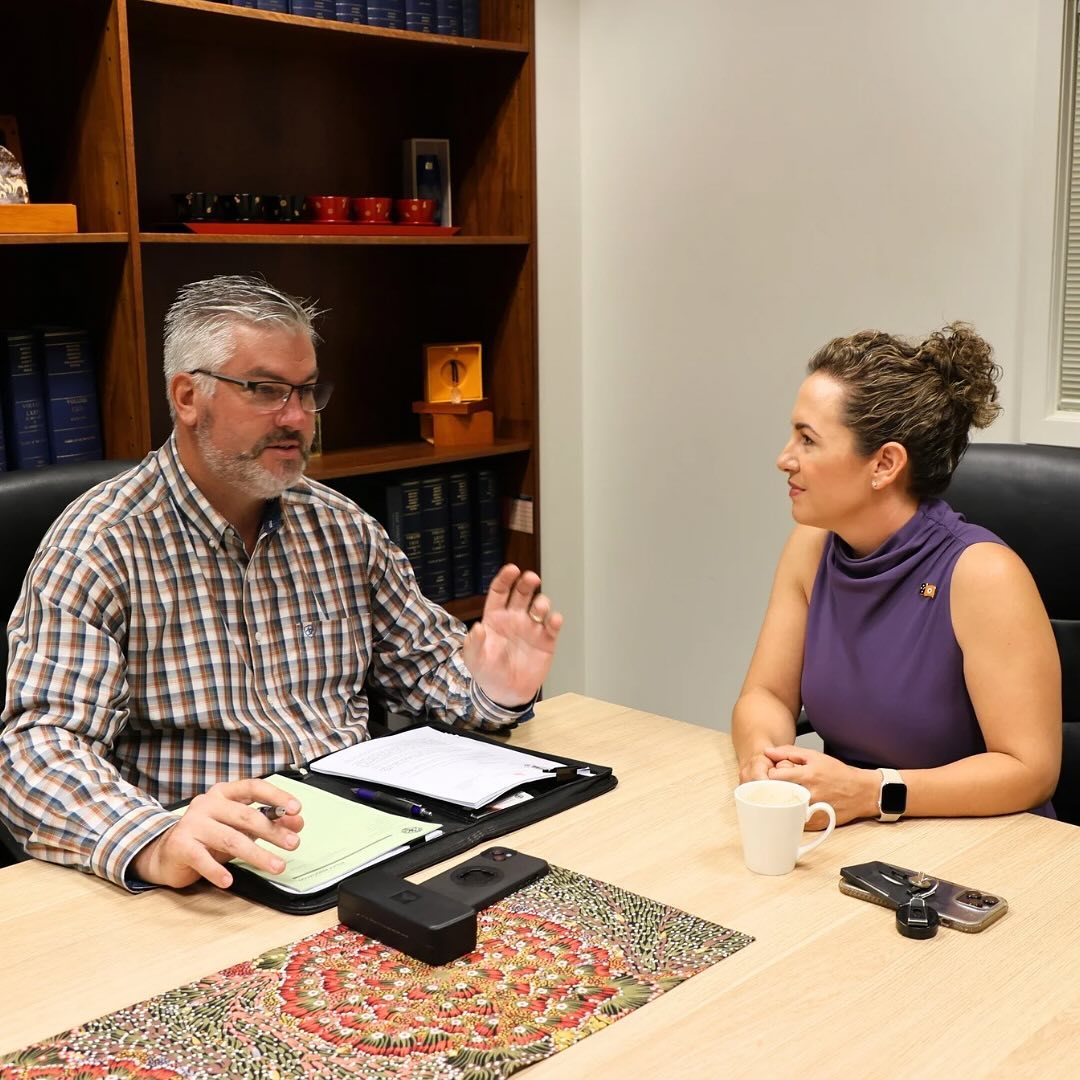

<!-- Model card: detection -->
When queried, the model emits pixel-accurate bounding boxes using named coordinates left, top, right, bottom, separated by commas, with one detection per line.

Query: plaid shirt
left=0, top=435, right=520, bottom=887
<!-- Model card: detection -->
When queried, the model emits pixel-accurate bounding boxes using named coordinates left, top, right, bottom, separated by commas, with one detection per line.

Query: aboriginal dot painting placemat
left=0, top=866, right=753, bottom=1079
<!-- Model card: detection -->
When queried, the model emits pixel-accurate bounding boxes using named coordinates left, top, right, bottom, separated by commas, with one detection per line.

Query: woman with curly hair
left=733, top=324, right=1061, bottom=823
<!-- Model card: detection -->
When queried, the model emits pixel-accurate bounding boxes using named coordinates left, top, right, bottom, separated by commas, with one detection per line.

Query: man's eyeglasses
left=192, top=370, right=334, bottom=414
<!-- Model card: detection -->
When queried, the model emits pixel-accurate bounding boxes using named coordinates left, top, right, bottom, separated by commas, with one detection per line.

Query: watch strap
left=878, top=766, right=905, bottom=822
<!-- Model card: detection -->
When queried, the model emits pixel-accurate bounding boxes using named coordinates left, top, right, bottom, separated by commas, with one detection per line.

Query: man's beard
left=196, top=415, right=311, bottom=501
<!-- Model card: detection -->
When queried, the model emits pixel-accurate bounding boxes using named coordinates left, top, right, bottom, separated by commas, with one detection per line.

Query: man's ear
left=171, top=373, right=198, bottom=427
left=871, top=441, right=908, bottom=489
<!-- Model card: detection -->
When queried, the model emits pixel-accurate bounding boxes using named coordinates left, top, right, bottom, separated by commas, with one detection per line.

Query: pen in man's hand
left=352, top=788, right=434, bottom=820
left=258, top=804, right=288, bottom=820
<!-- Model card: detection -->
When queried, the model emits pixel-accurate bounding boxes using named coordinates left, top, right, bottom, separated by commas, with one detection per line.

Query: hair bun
left=918, top=322, right=1001, bottom=430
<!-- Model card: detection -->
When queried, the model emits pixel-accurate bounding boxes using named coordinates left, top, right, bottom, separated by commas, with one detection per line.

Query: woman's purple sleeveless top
left=801, top=498, right=1054, bottom=817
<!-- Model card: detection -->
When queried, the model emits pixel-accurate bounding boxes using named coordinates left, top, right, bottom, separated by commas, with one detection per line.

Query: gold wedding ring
left=528, top=609, right=546, bottom=624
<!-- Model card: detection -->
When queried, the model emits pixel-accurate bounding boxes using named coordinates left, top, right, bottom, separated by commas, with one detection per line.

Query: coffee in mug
left=734, top=779, right=836, bottom=875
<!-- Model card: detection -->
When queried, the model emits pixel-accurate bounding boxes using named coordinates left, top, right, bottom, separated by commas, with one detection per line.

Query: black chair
left=0, top=459, right=139, bottom=865
left=944, top=443, right=1080, bottom=825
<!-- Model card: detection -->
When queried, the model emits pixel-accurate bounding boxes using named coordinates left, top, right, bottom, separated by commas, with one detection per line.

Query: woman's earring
left=871, top=480, right=879, bottom=489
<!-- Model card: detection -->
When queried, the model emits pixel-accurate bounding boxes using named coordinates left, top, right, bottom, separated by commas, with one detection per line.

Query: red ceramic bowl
left=351, top=196, right=393, bottom=222
left=304, top=195, right=351, bottom=222
left=394, top=197, right=437, bottom=225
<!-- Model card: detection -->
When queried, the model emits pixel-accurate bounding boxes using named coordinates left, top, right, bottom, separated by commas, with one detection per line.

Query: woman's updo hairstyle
left=807, top=322, right=1002, bottom=498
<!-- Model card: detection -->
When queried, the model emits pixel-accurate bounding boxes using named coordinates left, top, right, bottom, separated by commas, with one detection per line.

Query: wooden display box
left=412, top=399, right=494, bottom=447
left=425, top=341, right=483, bottom=403
left=0, top=204, right=78, bottom=233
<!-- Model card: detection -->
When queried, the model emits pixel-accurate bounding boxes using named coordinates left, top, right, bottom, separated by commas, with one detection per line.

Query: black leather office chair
left=944, top=443, right=1080, bottom=825
left=0, top=458, right=139, bottom=865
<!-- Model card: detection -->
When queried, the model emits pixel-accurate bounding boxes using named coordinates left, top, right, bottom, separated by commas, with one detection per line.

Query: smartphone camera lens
left=489, top=849, right=513, bottom=862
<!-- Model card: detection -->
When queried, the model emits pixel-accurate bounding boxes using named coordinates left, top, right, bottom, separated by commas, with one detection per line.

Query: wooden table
left=1, top=693, right=1078, bottom=1076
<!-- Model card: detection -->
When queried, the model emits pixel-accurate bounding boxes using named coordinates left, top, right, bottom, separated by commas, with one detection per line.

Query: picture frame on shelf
left=402, top=138, right=452, bottom=226
left=0, top=115, right=24, bottom=167
left=0, top=116, right=29, bottom=205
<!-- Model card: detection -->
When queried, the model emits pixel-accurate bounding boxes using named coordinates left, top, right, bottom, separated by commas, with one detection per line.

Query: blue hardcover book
left=420, top=474, right=452, bottom=603
left=435, top=0, right=461, bottom=36
left=367, top=1, right=404, bottom=29
left=461, top=0, right=478, bottom=37
left=448, top=469, right=474, bottom=599
left=0, top=386, right=7, bottom=471
left=404, top=0, right=435, bottom=32
left=473, top=466, right=502, bottom=593
left=1, top=331, right=50, bottom=469
left=385, top=478, right=424, bottom=580
left=255, top=0, right=289, bottom=12
left=231, top=0, right=258, bottom=8
left=289, top=0, right=336, bottom=19
left=38, top=328, right=103, bottom=464
left=334, top=1, right=367, bottom=23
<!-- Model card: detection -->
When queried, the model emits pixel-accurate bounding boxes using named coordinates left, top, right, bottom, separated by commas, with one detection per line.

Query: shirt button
left=254, top=631, right=262, bottom=642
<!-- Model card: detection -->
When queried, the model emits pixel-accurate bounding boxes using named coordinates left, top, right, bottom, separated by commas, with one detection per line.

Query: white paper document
left=310, top=726, right=568, bottom=809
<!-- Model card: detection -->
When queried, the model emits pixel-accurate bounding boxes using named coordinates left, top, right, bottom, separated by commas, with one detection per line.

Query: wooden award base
left=412, top=399, right=495, bottom=447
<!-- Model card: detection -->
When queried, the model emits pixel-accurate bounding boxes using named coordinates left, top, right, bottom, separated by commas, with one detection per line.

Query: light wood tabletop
left=2, top=692, right=1079, bottom=1076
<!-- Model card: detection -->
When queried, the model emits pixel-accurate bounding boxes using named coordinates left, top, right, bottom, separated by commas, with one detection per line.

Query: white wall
left=535, top=0, right=585, bottom=695
left=538, top=0, right=1064, bottom=729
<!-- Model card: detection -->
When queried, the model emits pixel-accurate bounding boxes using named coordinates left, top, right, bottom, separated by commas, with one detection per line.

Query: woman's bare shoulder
left=776, top=525, right=829, bottom=599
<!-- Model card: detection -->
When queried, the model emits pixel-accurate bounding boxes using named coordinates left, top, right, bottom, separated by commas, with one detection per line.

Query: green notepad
left=175, top=775, right=443, bottom=895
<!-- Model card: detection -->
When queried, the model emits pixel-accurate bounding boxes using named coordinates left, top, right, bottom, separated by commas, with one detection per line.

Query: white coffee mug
left=734, top=779, right=837, bottom=875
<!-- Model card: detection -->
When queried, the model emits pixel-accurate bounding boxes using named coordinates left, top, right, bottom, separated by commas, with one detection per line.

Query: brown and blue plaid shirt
left=0, top=436, right=519, bottom=887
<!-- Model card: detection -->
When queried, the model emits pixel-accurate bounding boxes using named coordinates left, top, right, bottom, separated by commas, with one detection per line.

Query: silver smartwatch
left=877, top=767, right=907, bottom=822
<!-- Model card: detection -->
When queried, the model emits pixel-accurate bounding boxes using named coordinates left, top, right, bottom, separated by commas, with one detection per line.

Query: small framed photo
left=403, top=137, right=452, bottom=226
left=0, top=115, right=24, bottom=166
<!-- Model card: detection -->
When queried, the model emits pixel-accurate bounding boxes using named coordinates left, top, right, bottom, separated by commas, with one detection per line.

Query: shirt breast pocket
left=277, top=614, right=368, bottom=701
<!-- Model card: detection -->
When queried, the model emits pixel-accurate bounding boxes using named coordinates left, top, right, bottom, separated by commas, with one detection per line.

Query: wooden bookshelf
left=2, top=0, right=540, bottom=581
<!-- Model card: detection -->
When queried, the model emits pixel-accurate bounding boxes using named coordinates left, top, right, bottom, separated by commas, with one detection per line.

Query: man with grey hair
left=0, top=274, right=562, bottom=892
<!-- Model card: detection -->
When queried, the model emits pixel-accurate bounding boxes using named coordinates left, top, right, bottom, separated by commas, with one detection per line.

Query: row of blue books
left=222, top=0, right=481, bottom=36
left=0, top=329, right=103, bottom=472
left=383, top=466, right=501, bottom=605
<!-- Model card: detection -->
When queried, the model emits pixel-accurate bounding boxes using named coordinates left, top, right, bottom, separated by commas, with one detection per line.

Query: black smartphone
left=421, top=847, right=550, bottom=911
left=839, top=860, right=1008, bottom=932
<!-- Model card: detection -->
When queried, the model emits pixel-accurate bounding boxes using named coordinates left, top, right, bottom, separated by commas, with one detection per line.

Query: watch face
left=881, top=782, right=907, bottom=816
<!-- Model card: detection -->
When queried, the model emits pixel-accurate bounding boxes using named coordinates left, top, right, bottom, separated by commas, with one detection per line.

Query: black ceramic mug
left=220, top=192, right=264, bottom=222
left=263, top=194, right=306, bottom=223
left=172, top=192, right=221, bottom=222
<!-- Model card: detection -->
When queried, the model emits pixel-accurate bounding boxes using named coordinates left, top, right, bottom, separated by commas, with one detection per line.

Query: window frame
left=1020, top=0, right=1080, bottom=446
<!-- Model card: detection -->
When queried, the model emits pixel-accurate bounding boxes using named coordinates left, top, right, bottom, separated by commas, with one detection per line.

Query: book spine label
left=367, top=1, right=404, bottom=28
left=448, top=469, right=474, bottom=599
left=334, top=0, right=367, bottom=22
left=2, top=332, right=50, bottom=469
left=473, top=467, right=501, bottom=593
left=397, top=478, right=424, bottom=578
left=289, top=0, right=336, bottom=18
left=435, top=0, right=461, bottom=35
left=420, top=473, right=451, bottom=603
left=404, top=0, right=435, bottom=32
left=40, top=330, right=103, bottom=464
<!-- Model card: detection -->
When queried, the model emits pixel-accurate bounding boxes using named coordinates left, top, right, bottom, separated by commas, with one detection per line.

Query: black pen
left=352, top=787, right=434, bottom=820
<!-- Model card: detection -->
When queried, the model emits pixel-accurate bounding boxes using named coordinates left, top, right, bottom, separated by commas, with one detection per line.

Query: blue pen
left=352, top=787, right=434, bottom=820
